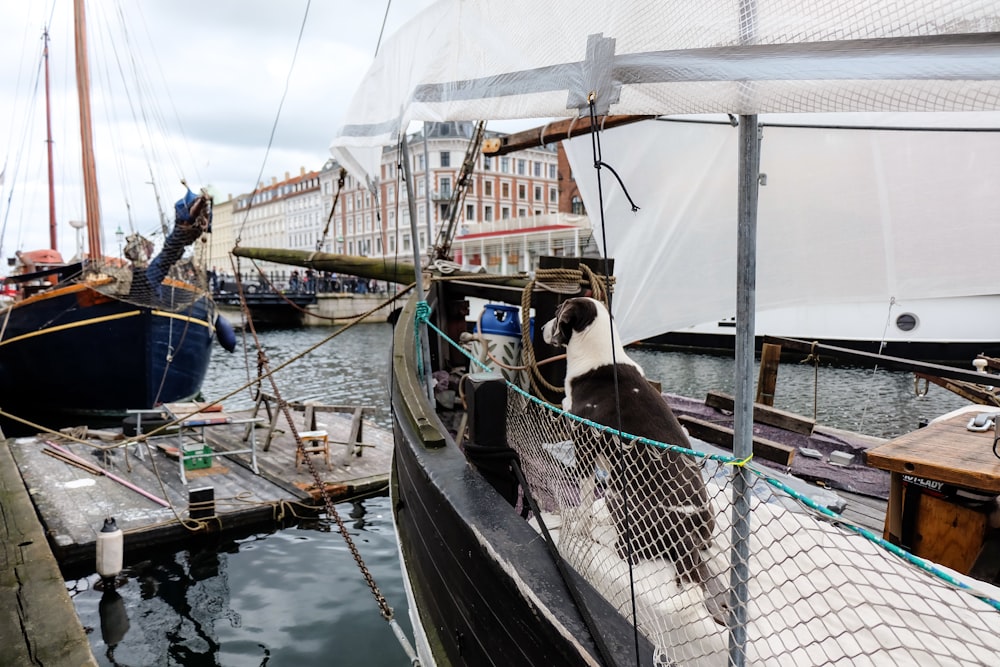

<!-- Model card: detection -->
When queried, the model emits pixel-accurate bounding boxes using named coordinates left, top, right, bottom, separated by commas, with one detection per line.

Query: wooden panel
left=678, top=415, right=796, bottom=466
left=908, top=491, right=987, bottom=574
left=705, top=391, right=815, bottom=435
left=0, top=440, right=97, bottom=666
left=866, top=414, right=1000, bottom=493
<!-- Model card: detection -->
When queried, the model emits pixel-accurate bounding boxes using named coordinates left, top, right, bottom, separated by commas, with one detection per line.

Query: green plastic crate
left=182, top=444, right=213, bottom=470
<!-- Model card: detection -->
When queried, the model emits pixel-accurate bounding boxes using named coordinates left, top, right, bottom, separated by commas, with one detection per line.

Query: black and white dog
left=542, top=296, right=727, bottom=620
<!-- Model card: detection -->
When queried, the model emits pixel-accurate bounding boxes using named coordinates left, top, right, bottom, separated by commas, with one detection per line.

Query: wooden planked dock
left=1, top=439, right=97, bottom=666
left=7, top=405, right=393, bottom=569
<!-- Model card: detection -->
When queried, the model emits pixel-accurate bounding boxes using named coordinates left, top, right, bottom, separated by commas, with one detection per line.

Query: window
left=500, top=157, right=510, bottom=173
left=550, top=187, right=557, bottom=203
left=501, top=182, right=510, bottom=198
left=418, top=154, right=425, bottom=170
left=571, top=195, right=585, bottom=215
left=440, top=177, right=452, bottom=197
left=501, top=207, right=510, bottom=219
left=534, top=162, right=542, bottom=177
left=549, top=164, right=557, bottom=179
left=483, top=156, right=492, bottom=171
left=440, top=151, right=451, bottom=168
left=484, top=180, right=493, bottom=196
left=518, top=184, right=526, bottom=200
left=484, top=205, right=493, bottom=222
left=518, top=208, right=527, bottom=217
left=534, top=185, right=542, bottom=201
left=440, top=203, right=450, bottom=220
left=466, top=204, right=475, bottom=220
left=517, top=159, right=526, bottom=175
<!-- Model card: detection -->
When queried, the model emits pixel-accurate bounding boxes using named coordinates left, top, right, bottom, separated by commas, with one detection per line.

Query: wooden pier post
left=756, top=342, right=781, bottom=406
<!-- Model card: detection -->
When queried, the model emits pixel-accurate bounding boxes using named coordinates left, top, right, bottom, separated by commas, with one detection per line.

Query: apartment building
left=320, top=121, right=590, bottom=270
left=210, top=121, right=592, bottom=281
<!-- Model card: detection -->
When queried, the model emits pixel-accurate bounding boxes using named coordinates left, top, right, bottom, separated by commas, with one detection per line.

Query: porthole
left=895, top=312, right=918, bottom=332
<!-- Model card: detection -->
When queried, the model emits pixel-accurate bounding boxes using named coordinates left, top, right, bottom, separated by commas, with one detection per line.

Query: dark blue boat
left=0, top=13, right=222, bottom=436
left=0, top=271, right=216, bottom=433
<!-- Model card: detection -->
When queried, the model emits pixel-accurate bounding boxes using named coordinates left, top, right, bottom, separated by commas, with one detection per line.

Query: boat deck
left=6, top=406, right=393, bottom=568
left=666, top=393, right=892, bottom=534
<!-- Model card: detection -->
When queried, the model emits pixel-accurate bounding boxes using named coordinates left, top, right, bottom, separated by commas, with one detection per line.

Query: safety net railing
left=505, top=388, right=1000, bottom=666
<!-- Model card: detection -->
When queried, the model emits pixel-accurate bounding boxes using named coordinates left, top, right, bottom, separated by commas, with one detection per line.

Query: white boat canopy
left=330, top=0, right=1000, bottom=342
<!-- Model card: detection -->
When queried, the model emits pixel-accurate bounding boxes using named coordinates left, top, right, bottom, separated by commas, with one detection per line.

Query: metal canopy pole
left=729, top=114, right=760, bottom=667
left=399, top=135, right=435, bottom=400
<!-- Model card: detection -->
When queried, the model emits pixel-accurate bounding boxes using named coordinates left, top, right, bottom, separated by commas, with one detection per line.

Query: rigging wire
left=234, top=0, right=313, bottom=245
left=373, top=0, right=393, bottom=58
left=587, top=95, right=642, bottom=667
left=857, top=296, right=899, bottom=433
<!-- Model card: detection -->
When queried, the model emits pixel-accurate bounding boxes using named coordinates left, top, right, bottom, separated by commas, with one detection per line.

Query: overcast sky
left=0, top=0, right=436, bottom=260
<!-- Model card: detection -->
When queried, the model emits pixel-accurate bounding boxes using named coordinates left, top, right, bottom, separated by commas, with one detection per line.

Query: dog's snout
left=541, top=318, right=558, bottom=345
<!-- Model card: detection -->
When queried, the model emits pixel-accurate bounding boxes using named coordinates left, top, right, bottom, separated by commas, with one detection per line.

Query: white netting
left=332, top=0, right=1000, bottom=179
left=506, top=390, right=1000, bottom=666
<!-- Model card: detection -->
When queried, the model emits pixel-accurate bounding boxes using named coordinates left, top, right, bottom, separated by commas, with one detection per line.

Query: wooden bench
left=704, top=391, right=815, bottom=436
left=678, top=415, right=797, bottom=466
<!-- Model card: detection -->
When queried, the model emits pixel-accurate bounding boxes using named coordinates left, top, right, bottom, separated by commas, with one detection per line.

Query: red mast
left=43, top=30, right=57, bottom=250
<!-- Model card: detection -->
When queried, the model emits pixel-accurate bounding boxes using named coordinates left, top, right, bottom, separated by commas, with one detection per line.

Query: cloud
left=0, top=0, right=435, bottom=258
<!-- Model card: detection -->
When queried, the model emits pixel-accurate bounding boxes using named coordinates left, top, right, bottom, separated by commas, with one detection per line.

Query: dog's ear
left=554, top=299, right=577, bottom=344
left=556, top=297, right=600, bottom=342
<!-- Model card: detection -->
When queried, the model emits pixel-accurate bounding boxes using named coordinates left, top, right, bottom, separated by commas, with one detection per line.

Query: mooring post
left=755, top=343, right=781, bottom=406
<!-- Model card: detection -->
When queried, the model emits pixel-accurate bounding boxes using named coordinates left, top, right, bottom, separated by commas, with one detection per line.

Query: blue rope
left=420, top=317, right=1000, bottom=612
left=413, top=300, right=432, bottom=378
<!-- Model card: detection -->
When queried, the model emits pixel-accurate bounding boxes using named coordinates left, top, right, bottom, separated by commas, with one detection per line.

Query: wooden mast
left=42, top=30, right=57, bottom=250
left=73, top=0, right=102, bottom=261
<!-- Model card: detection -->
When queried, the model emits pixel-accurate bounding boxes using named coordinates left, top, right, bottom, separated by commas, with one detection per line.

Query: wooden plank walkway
left=7, top=406, right=393, bottom=568
left=0, top=439, right=97, bottom=666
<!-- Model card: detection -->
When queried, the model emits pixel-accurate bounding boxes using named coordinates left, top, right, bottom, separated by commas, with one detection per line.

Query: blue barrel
left=478, top=304, right=522, bottom=337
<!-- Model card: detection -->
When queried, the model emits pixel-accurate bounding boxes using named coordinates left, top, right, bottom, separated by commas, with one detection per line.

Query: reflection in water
left=74, top=546, right=236, bottom=666
left=99, top=588, right=129, bottom=651
left=69, top=495, right=411, bottom=666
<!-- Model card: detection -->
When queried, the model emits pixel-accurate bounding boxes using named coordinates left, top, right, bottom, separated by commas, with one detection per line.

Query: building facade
left=209, top=122, right=593, bottom=285
left=319, top=121, right=590, bottom=271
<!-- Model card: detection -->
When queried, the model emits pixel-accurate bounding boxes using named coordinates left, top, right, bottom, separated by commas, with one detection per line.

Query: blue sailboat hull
left=0, top=280, right=215, bottom=434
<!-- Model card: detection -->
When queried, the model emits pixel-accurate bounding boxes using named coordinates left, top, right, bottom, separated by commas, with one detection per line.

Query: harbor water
left=67, top=323, right=974, bottom=666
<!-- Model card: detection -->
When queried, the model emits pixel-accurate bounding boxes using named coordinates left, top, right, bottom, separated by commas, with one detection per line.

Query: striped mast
left=73, top=0, right=102, bottom=261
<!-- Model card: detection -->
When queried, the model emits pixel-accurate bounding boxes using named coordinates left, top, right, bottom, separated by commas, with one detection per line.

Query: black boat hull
left=0, top=282, right=214, bottom=433
left=389, top=294, right=651, bottom=667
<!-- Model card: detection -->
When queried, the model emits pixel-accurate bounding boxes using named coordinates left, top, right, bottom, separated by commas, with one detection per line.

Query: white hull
left=655, top=295, right=1000, bottom=363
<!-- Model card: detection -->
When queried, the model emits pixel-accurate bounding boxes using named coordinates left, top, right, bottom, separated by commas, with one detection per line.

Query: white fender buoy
left=96, top=517, right=123, bottom=579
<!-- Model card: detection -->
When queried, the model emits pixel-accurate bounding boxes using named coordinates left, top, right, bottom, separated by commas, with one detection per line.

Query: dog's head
left=542, top=297, right=605, bottom=347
